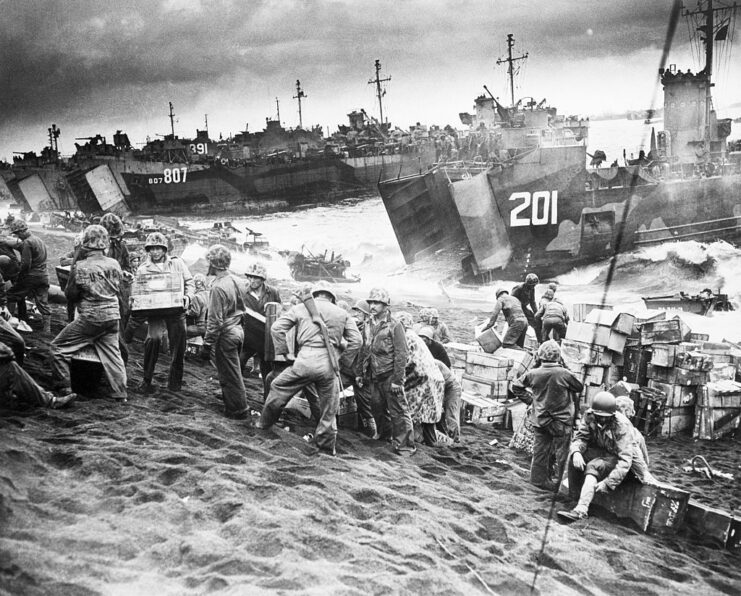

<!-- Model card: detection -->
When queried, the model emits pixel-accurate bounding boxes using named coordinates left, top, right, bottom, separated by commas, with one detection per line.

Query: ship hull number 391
left=508, top=191, right=558, bottom=227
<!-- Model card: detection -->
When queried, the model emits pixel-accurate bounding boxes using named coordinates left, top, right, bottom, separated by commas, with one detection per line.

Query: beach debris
left=682, top=455, right=734, bottom=481
left=488, top=439, right=499, bottom=446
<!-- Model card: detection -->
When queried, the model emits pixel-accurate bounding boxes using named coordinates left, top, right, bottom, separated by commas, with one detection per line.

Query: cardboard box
left=461, top=392, right=507, bottom=424
left=647, top=380, right=698, bottom=408
left=131, top=271, right=185, bottom=317
left=659, top=406, right=695, bottom=436
left=584, top=309, right=636, bottom=335
left=640, top=318, right=691, bottom=345
left=461, top=374, right=509, bottom=399
left=561, top=339, right=613, bottom=366
left=465, top=352, right=512, bottom=380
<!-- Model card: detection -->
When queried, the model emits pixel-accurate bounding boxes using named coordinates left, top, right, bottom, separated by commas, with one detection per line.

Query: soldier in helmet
left=3, top=219, right=51, bottom=332
left=481, top=288, right=529, bottom=348
left=0, top=341, right=77, bottom=410
left=50, top=225, right=128, bottom=401
left=240, top=260, right=281, bottom=383
left=186, top=274, right=210, bottom=339
left=419, top=307, right=452, bottom=344
left=342, top=299, right=376, bottom=436
left=99, top=213, right=131, bottom=274
left=199, top=245, right=249, bottom=419
left=511, top=340, right=584, bottom=491
left=511, top=272, right=541, bottom=343
left=0, top=255, right=26, bottom=365
left=558, top=391, right=635, bottom=522
left=258, top=280, right=362, bottom=455
left=361, top=287, right=416, bottom=455
left=123, top=231, right=194, bottom=393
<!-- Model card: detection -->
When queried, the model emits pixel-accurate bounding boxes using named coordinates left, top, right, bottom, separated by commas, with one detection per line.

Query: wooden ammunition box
left=130, top=271, right=184, bottom=317
left=640, top=318, right=691, bottom=346
left=465, top=352, right=512, bottom=380
left=461, top=392, right=507, bottom=425
left=461, top=373, right=509, bottom=399
left=647, top=380, right=698, bottom=408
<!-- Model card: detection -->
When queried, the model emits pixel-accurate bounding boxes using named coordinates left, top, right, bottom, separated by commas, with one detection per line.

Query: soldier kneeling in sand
left=0, top=342, right=76, bottom=410
left=558, top=391, right=634, bottom=522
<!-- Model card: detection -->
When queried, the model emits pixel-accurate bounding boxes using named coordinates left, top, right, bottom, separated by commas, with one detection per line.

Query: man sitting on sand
left=511, top=340, right=584, bottom=491
left=558, top=391, right=634, bottom=522
left=0, top=342, right=76, bottom=410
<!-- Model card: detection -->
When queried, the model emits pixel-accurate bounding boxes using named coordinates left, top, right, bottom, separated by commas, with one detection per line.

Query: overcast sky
left=1, top=0, right=739, bottom=159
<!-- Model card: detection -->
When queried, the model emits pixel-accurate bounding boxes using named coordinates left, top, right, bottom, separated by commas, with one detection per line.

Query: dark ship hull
left=378, top=147, right=741, bottom=281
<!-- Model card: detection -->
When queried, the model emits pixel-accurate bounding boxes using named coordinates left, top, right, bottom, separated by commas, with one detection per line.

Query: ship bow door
left=578, top=210, right=615, bottom=258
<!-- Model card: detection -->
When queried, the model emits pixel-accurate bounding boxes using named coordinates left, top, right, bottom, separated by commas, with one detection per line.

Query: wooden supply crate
left=461, top=373, right=509, bottom=399
left=693, top=381, right=741, bottom=440
left=475, top=328, right=502, bottom=353
left=446, top=342, right=482, bottom=368
left=571, top=303, right=611, bottom=323
left=130, top=271, right=184, bottom=317
left=709, top=364, right=736, bottom=382
left=640, top=318, right=691, bottom=346
left=658, top=406, right=695, bottom=436
left=650, top=343, right=698, bottom=367
left=593, top=479, right=689, bottom=536
left=582, top=384, right=604, bottom=408
left=699, top=341, right=733, bottom=355
left=584, top=309, right=636, bottom=335
left=461, top=392, right=507, bottom=425
left=647, top=380, right=698, bottom=408
left=685, top=500, right=736, bottom=548
left=495, top=347, right=535, bottom=380
left=633, top=386, right=667, bottom=437
left=561, top=339, right=613, bottom=366
left=674, top=351, right=714, bottom=372
left=647, top=364, right=708, bottom=386
left=465, top=352, right=512, bottom=380
left=623, top=347, right=651, bottom=385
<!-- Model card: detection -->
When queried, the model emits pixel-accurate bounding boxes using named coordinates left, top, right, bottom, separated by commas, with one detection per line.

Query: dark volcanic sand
left=0, top=229, right=740, bottom=595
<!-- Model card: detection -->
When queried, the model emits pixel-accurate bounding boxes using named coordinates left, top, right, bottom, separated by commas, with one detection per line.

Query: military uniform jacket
left=243, top=283, right=281, bottom=315
left=18, top=234, right=48, bottom=281
left=135, top=255, right=194, bottom=300
left=363, top=311, right=407, bottom=385
left=511, top=363, right=584, bottom=427
left=65, top=252, right=122, bottom=323
left=570, top=411, right=634, bottom=489
left=204, top=272, right=245, bottom=345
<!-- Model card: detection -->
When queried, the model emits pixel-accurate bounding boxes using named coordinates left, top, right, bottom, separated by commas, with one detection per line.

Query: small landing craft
left=377, top=2, right=741, bottom=283
left=642, top=289, right=735, bottom=316
left=284, top=247, right=360, bottom=284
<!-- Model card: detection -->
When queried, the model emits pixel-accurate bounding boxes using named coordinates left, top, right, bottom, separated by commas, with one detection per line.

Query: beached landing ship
left=378, top=2, right=741, bottom=283
left=284, top=247, right=360, bottom=284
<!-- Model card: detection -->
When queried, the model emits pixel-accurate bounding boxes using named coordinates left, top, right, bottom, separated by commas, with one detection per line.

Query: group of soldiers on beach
left=0, top=215, right=655, bottom=521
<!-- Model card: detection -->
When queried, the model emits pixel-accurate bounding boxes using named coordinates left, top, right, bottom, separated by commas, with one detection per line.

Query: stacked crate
left=460, top=348, right=535, bottom=426
left=700, top=341, right=739, bottom=382
left=639, top=317, right=708, bottom=436
left=445, top=342, right=482, bottom=383
left=562, top=309, right=635, bottom=406
left=694, top=379, right=741, bottom=440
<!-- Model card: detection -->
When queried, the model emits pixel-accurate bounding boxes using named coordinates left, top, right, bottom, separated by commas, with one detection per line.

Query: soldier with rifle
left=257, top=280, right=361, bottom=456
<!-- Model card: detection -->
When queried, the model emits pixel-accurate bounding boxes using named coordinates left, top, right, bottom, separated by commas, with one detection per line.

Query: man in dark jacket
left=511, top=272, right=540, bottom=342
left=0, top=256, right=25, bottom=365
left=511, top=340, right=584, bottom=491
left=362, top=287, right=416, bottom=455
left=558, top=391, right=635, bottom=522
left=481, top=288, right=529, bottom=348
left=4, top=220, right=51, bottom=332
left=417, top=325, right=452, bottom=368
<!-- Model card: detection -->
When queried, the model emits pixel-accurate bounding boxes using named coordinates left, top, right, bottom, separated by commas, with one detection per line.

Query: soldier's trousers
left=214, top=324, right=248, bottom=417
left=261, top=347, right=339, bottom=453
left=531, top=422, right=571, bottom=486
left=8, top=274, right=50, bottom=319
left=369, top=374, right=416, bottom=454
left=51, top=318, right=127, bottom=399
left=0, top=317, right=25, bottom=366
left=0, top=360, right=52, bottom=407
left=127, top=314, right=186, bottom=388
left=436, top=380, right=461, bottom=442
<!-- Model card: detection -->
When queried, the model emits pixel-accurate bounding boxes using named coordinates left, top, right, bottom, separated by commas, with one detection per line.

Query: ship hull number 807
left=148, top=167, right=188, bottom=185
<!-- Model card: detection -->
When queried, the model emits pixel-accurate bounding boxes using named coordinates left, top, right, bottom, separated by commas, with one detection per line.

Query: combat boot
left=47, top=392, right=77, bottom=409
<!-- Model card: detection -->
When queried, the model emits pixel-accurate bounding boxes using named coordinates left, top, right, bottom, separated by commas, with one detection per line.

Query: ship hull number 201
left=508, top=191, right=558, bottom=227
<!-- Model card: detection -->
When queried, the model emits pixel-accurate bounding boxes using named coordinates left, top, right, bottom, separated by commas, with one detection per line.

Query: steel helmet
left=206, top=244, right=231, bottom=270
left=144, top=232, right=169, bottom=251
left=542, top=289, right=555, bottom=300
left=537, top=339, right=561, bottom=362
left=495, top=287, right=508, bottom=298
left=193, top=273, right=208, bottom=291
left=417, top=325, right=435, bottom=341
left=352, top=299, right=370, bottom=315
left=525, top=273, right=540, bottom=286
left=368, top=287, right=390, bottom=305
left=590, top=391, right=617, bottom=417
left=419, top=307, right=433, bottom=323
left=100, top=213, right=124, bottom=238
left=0, top=255, right=12, bottom=271
left=311, top=280, right=336, bottom=303
left=245, top=261, right=267, bottom=280
left=548, top=282, right=558, bottom=291
left=82, top=224, right=109, bottom=251
left=429, top=308, right=439, bottom=320
left=9, top=219, right=28, bottom=235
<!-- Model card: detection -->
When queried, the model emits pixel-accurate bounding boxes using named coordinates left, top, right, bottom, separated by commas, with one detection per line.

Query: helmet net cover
left=144, top=232, right=168, bottom=250
left=311, top=280, right=336, bottom=303
left=100, top=213, right=124, bottom=237
left=245, top=261, right=267, bottom=279
left=368, top=287, right=390, bottom=305
left=206, top=244, right=231, bottom=270
left=526, top=273, right=540, bottom=286
left=9, top=220, right=28, bottom=234
left=537, top=340, right=561, bottom=362
left=82, top=224, right=110, bottom=250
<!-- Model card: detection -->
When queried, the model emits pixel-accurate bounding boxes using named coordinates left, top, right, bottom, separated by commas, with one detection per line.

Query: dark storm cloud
left=0, top=0, right=684, bottom=124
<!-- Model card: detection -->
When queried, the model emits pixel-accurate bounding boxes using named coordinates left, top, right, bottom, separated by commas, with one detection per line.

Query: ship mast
left=275, top=97, right=281, bottom=124
left=368, top=59, right=391, bottom=127
left=496, top=34, right=528, bottom=107
left=293, top=80, right=306, bottom=129
left=168, top=102, right=176, bottom=138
